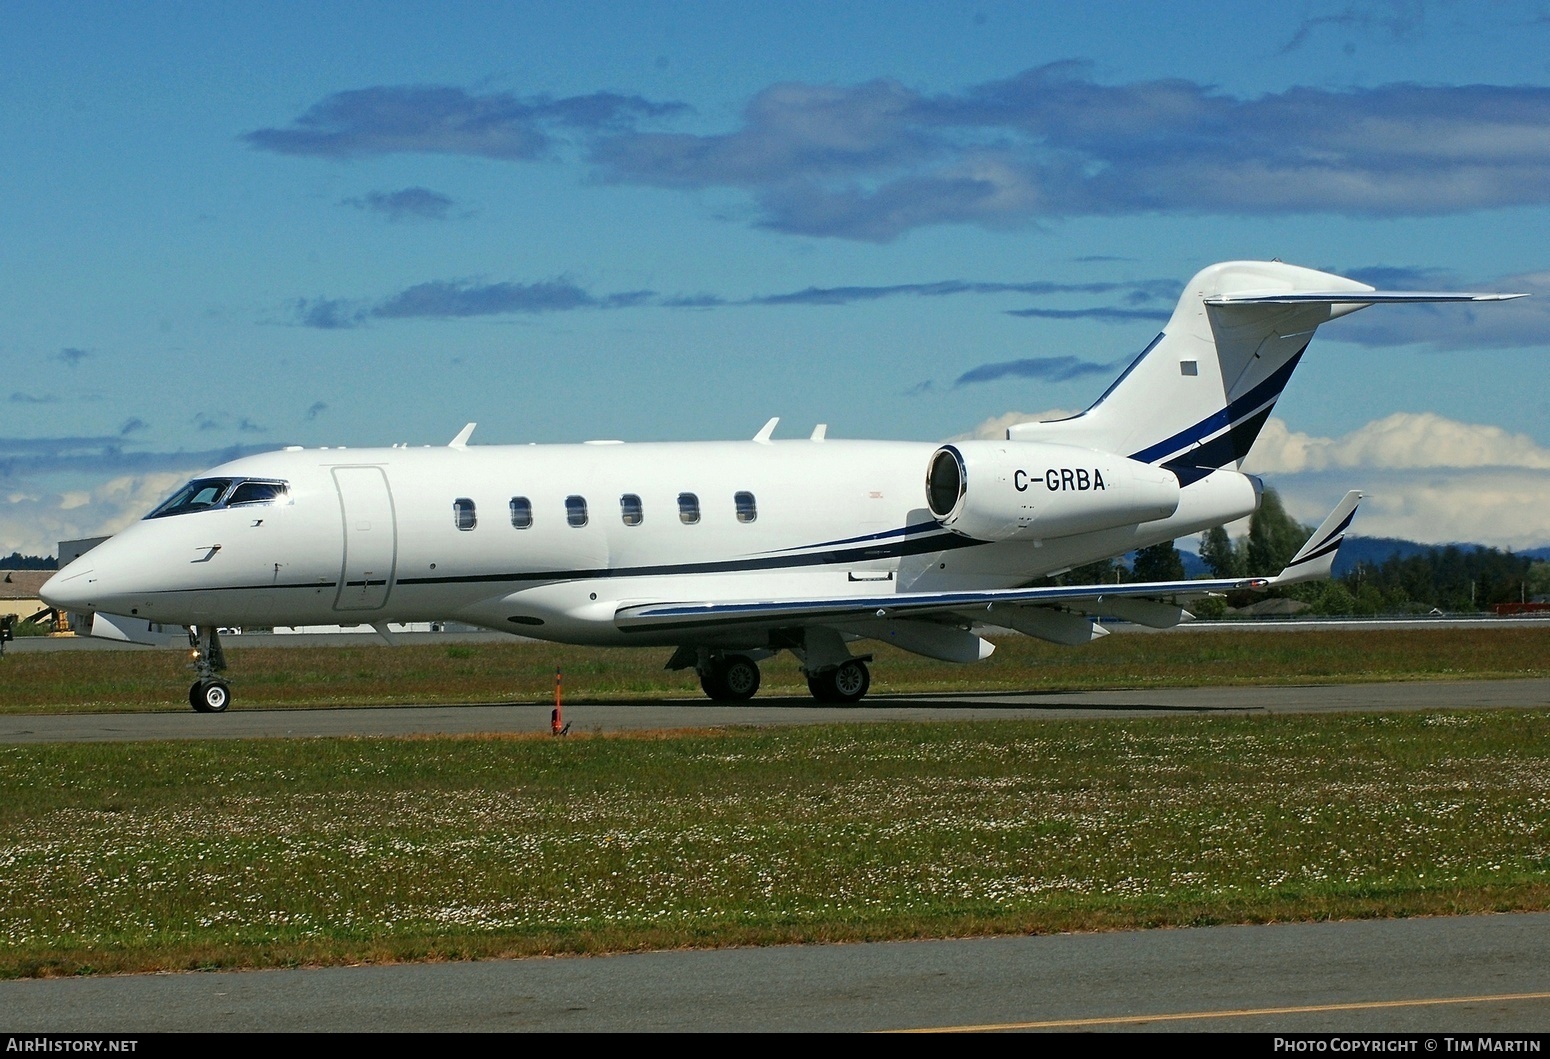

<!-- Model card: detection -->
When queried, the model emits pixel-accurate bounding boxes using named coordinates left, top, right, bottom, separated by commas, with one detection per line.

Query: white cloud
left=1244, top=413, right=1550, bottom=474
left=952, top=409, right=1078, bottom=441
left=1270, top=467, right=1550, bottom=551
left=0, top=471, right=190, bottom=558
left=1247, top=414, right=1550, bottom=549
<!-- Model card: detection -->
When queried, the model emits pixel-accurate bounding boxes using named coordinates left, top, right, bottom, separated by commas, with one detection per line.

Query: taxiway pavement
left=3, top=678, right=1547, bottom=744
left=4, top=912, right=1549, bottom=1032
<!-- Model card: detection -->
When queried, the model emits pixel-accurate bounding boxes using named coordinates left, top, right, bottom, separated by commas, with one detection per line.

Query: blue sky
left=4, top=1, right=1549, bottom=556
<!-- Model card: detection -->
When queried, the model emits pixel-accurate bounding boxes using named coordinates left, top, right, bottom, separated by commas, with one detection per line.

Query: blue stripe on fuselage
left=760, top=520, right=945, bottom=555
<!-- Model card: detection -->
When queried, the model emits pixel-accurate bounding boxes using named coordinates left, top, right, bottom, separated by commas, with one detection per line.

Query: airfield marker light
left=551, top=666, right=567, bottom=736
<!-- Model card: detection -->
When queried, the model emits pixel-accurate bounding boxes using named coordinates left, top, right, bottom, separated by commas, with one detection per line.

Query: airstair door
left=333, top=466, right=397, bottom=612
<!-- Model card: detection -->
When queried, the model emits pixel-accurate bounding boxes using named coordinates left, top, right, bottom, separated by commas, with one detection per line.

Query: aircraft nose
left=40, top=564, right=97, bottom=611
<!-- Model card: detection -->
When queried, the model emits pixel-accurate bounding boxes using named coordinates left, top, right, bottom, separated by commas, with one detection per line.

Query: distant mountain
left=1331, top=537, right=1436, bottom=576
left=1333, top=537, right=1550, bottom=576
left=1125, top=548, right=1213, bottom=578
left=1169, top=536, right=1547, bottom=580
left=1179, top=549, right=1210, bottom=578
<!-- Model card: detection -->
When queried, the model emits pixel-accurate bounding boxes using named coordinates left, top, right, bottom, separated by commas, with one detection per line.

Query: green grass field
left=3, top=624, right=1548, bottom=713
left=2, top=711, right=1548, bottom=978
left=2, top=625, right=1548, bottom=978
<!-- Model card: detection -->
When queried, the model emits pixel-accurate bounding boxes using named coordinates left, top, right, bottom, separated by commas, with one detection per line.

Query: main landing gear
left=807, top=658, right=871, bottom=703
left=699, top=653, right=762, bottom=702
left=187, top=625, right=231, bottom=713
left=681, top=646, right=873, bottom=704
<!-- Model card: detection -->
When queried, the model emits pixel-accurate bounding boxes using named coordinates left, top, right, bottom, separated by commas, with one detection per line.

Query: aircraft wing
left=613, top=572, right=1270, bottom=635
left=615, top=492, right=1365, bottom=639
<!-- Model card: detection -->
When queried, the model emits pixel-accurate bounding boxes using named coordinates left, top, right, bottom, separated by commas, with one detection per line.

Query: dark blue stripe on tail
left=1129, top=346, right=1307, bottom=472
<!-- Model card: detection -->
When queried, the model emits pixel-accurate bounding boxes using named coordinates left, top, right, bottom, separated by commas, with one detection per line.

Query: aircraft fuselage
left=43, top=438, right=1261, bottom=648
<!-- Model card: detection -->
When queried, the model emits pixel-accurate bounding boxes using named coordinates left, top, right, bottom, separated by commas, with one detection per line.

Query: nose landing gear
left=190, top=678, right=231, bottom=713
left=187, top=625, right=231, bottom=713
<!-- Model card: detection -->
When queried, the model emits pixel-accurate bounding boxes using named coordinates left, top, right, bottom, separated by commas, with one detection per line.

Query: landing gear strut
left=699, top=654, right=761, bottom=702
left=187, top=625, right=230, bottom=713
left=807, top=658, right=871, bottom=703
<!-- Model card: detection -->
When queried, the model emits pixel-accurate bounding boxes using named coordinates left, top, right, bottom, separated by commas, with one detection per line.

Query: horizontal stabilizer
left=1270, top=490, right=1364, bottom=586
left=1207, top=290, right=1525, bottom=305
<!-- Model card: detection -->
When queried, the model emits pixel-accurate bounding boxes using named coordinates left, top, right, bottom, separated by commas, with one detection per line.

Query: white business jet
left=41, top=261, right=1522, bottom=712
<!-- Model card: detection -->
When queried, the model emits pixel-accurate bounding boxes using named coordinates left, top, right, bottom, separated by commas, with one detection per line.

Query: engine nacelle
left=925, top=441, right=1181, bottom=541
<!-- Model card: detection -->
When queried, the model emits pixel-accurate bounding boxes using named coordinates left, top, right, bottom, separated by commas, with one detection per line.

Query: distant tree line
left=1052, top=489, right=1548, bottom=617
left=0, top=553, right=56, bottom=570
left=1199, top=490, right=1547, bottom=615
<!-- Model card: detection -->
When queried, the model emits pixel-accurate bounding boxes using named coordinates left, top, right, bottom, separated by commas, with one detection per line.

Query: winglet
left=1270, top=490, right=1364, bottom=586
left=449, top=423, right=476, bottom=449
left=753, top=417, right=779, bottom=444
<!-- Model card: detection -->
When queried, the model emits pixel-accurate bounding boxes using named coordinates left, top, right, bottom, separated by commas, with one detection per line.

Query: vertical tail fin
left=1007, top=261, right=1521, bottom=484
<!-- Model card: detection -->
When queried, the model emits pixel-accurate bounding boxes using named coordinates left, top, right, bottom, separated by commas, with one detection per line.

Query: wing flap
left=616, top=491, right=1365, bottom=635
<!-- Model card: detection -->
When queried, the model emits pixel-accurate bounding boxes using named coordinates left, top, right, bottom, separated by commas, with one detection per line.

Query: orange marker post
left=551, top=666, right=564, bottom=735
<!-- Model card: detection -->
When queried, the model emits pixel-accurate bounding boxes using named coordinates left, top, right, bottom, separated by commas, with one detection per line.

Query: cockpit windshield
left=227, top=480, right=288, bottom=506
left=145, top=478, right=289, bottom=519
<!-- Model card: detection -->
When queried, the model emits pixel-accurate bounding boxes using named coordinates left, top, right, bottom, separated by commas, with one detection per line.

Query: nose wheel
left=186, top=625, right=231, bottom=712
left=190, top=679, right=231, bottom=713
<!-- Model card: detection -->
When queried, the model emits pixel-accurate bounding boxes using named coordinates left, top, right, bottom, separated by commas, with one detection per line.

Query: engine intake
left=925, top=441, right=1180, bottom=541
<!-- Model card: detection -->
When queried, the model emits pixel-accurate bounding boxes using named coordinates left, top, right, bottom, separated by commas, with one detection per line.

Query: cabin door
left=332, top=466, right=397, bottom=612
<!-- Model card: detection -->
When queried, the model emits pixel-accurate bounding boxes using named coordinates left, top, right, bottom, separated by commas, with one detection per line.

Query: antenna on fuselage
left=449, top=423, right=476, bottom=449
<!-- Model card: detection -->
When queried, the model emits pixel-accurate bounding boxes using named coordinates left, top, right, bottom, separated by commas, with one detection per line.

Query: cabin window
left=566, top=495, right=588, bottom=528
left=509, top=496, right=533, bottom=529
left=620, top=494, right=644, bottom=526
left=677, top=492, right=700, bottom=525
left=453, top=498, right=477, bottom=531
left=735, top=491, right=757, bottom=524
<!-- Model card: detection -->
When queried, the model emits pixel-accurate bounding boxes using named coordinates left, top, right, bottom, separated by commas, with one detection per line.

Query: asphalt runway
left=3, top=678, right=1548, bottom=744
left=5, top=913, right=1549, bottom=1032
